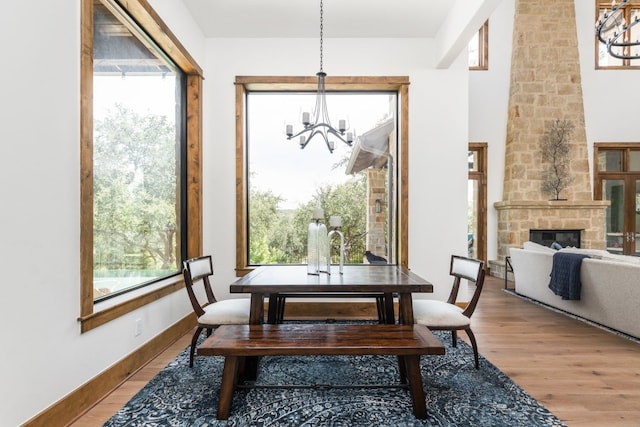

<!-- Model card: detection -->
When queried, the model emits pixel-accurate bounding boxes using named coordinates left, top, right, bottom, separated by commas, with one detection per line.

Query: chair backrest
left=446, top=255, right=486, bottom=318
left=183, top=255, right=217, bottom=317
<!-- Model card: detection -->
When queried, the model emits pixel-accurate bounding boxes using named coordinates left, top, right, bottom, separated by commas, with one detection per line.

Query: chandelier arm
left=326, top=128, right=352, bottom=146
left=608, top=19, right=640, bottom=47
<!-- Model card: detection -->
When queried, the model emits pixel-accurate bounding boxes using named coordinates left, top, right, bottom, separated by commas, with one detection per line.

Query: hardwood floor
left=69, top=276, right=640, bottom=426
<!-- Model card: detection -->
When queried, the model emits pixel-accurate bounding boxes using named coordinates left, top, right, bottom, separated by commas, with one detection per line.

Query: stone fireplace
left=493, top=0, right=609, bottom=270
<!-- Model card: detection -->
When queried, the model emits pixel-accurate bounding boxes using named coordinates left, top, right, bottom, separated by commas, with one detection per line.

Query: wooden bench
left=198, top=323, right=445, bottom=420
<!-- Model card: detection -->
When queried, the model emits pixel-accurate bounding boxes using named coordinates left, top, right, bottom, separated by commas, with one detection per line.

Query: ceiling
left=182, top=0, right=460, bottom=39
left=180, top=0, right=502, bottom=68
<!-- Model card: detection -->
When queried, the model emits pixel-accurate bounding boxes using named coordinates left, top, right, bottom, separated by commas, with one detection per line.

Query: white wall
left=0, top=1, right=204, bottom=425
left=469, top=0, right=515, bottom=262
left=201, top=37, right=471, bottom=303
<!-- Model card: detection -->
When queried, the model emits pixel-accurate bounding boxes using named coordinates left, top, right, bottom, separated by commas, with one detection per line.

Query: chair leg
left=451, top=330, right=458, bottom=347
left=464, top=328, right=480, bottom=369
left=190, top=326, right=204, bottom=368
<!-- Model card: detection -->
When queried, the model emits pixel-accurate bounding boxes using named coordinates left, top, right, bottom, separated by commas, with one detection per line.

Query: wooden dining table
left=229, top=264, right=433, bottom=325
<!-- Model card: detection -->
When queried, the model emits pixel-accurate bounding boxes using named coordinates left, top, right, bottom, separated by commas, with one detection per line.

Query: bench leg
left=403, top=355, right=427, bottom=419
left=217, top=356, right=241, bottom=420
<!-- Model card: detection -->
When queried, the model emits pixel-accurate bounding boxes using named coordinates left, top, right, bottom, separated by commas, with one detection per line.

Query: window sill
left=78, top=275, right=184, bottom=333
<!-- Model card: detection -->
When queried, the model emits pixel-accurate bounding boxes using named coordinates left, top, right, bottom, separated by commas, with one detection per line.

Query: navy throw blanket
left=548, top=252, right=589, bottom=300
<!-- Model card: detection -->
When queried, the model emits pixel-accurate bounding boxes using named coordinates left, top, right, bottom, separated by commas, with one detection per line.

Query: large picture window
left=247, top=92, right=397, bottom=265
left=92, top=1, right=185, bottom=301
left=235, top=76, right=410, bottom=275
left=80, top=0, right=203, bottom=332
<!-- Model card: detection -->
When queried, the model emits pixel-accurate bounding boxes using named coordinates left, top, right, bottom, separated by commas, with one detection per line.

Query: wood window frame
left=468, top=143, right=488, bottom=263
left=594, top=143, right=640, bottom=255
left=79, top=0, right=204, bottom=333
left=234, top=76, right=410, bottom=276
left=469, top=20, right=489, bottom=70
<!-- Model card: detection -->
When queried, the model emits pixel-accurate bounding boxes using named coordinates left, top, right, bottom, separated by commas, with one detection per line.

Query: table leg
left=249, top=293, right=264, bottom=324
left=246, top=293, right=264, bottom=381
left=267, top=294, right=278, bottom=323
left=403, top=355, right=427, bottom=419
left=398, top=293, right=414, bottom=325
left=384, top=292, right=395, bottom=324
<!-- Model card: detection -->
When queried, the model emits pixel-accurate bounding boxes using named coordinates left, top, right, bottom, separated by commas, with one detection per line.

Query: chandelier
left=285, top=0, right=354, bottom=153
left=595, top=0, right=640, bottom=60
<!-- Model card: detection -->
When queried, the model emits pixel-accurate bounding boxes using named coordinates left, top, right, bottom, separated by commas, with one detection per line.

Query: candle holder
left=307, top=209, right=330, bottom=275
left=328, top=216, right=345, bottom=274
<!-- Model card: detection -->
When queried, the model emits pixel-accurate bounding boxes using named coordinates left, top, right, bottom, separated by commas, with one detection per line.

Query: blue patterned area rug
left=104, top=330, right=565, bottom=426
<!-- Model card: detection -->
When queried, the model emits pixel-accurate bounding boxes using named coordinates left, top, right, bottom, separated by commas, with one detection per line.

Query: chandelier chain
left=319, top=0, right=324, bottom=72
left=284, top=0, right=353, bottom=153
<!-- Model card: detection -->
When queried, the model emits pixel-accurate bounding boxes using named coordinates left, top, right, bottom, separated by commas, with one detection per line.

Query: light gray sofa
left=509, top=241, right=640, bottom=339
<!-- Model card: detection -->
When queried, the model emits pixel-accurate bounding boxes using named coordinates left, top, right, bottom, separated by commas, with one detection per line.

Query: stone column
left=366, top=168, right=387, bottom=259
left=496, top=0, right=608, bottom=261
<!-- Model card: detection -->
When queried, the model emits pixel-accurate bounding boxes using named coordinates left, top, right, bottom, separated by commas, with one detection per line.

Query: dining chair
left=183, top=255, right=250, bottom=367
left=413, top=255, right=486, bottom=369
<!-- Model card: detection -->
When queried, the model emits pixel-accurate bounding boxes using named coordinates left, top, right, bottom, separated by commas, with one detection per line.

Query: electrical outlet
left=134, top=318, right=142, bottom=337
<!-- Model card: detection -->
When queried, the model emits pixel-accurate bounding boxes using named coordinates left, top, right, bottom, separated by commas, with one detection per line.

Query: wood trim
left=234, top=76, right=410, bottom=273
left=186, top=74, right=204, bottom=259
left=79, top=279, right=184, bottom=333
left=399, top=82, right=409, bottom=268
left=469, top=20, right=489, bottom=71
left=112, top=0, right=202, bottom=76
left=23, top=314, right=196, bottom=427
left=235, top=83, right=249, bottom=274
left=469, top=142, right=488, bottom=263
left=235, top=75, right=410, bottom=91
left=80, top=0, right=95, bottom=319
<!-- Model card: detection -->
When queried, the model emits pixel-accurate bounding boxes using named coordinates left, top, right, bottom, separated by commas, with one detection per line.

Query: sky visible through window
left=94, top=76, right=177, bottom=121
left=248, top=92, right=394, bottom=210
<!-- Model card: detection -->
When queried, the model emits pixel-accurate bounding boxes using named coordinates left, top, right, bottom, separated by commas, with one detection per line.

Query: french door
left=599, top=176, right=640, bottom=256
left=468, top=143, right=487, bottom=262
left=595, top=144, right=640, bottom=256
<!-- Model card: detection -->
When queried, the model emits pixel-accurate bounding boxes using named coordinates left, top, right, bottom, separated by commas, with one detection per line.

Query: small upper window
left=469, top=21, right=489, bottom=70
left=596, top=0, right=640, bottom=68
left=597, top=147, right=640, bottom=171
